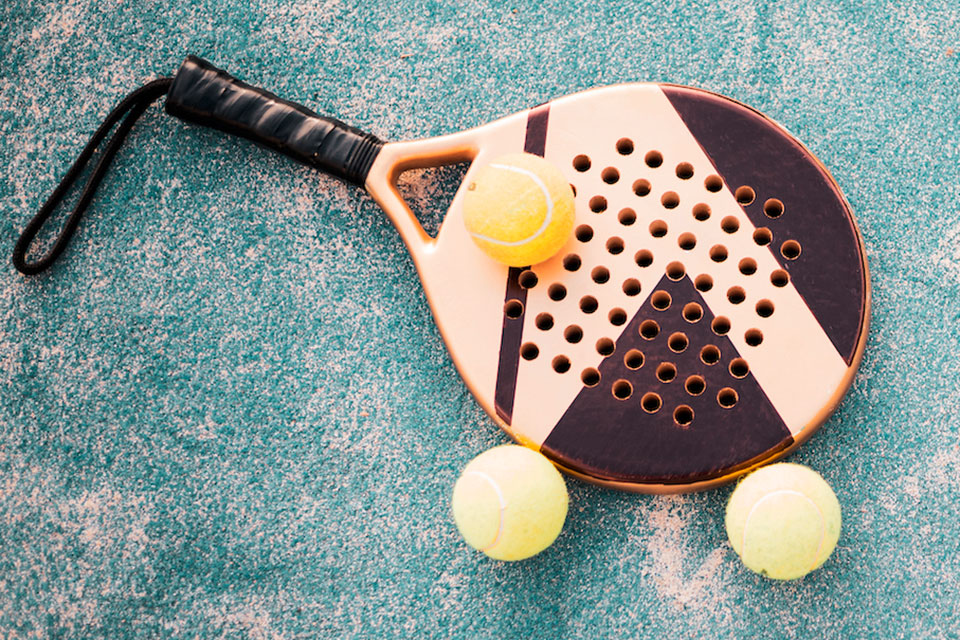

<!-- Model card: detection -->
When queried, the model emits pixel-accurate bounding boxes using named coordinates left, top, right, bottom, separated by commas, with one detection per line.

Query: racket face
left=369, top=83, right=868, bottom=492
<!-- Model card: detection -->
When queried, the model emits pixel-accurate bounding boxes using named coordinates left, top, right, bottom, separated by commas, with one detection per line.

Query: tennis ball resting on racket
left=462, top=153, right=575, bottom=267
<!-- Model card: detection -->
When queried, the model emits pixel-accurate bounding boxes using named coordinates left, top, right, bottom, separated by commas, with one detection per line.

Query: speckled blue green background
left=1, top=1, right=959, bottom=638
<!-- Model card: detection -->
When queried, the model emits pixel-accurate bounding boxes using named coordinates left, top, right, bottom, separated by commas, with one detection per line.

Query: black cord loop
left=12, top=77, right=173, bottom=275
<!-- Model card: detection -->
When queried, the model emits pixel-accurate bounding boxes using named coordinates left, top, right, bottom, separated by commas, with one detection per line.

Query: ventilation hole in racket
left=642, top=392, right=662, bottom=413
left=718, top=387, right=739, bottom=408
left=617, top=138, right=634, bottom=155
left=564, top=325, right=583, bottom=343
left=535, top=313, right=554, bottom=331
left=590, top=196, right=608, bottom=213
left=685, top=375, right=706, bottom=396
left=573, top=155, right=591, bottom=172
left=651, top=290, right=672, bottom=311
left=650, top=220, right=668, bottom=238
left=563, top=254, right=582, bottom=271
left=721, top=216, right=740, bottom=234
left=712, top=316, right=731, bottom=335
left=745, top=328, right=764, bottom=346
left=668, top=332, right=689, bottom=353
left=549, top=283, right=567, bottom=301
left=756, top=299, right=775, bottom=318
left=676, top=162, right=694, bottom=180
left=781, top=240, right=801, bottom=260
left=640, top=319, right=660, bottom=340
left=700, top=344, right=721, bottom=365
left=609, top=308, right=628, bottom=326
left=520, top=343, right=539, bottom=360
left=633, top=179, right=652, bottom=197
left=622, top=278, right=641, bottom=296
left=624, top=349, right=645, bottom=370
left=612, top=379, right=633, bottom=400
left=709, top=245, right=728, bottom=262
left=602, top=167, right=620, bottom=184
left=518, top=270, right=538, bottom=289
left=727, top=287, right=746, bottom=305
left=678, top=233, right=697, bottom=250
left=618, top=208, right=637, bottom=225
left=596, top=337, right=615, bottom=356
left=661, top=191, right=680, bottom=209
left=692, top=203, right=711, bottom=221
left=704, top=174, right=723, bottom=192
left=580, top=295, right=598, bottom=314
left=753, top=227, right=772, bottom=246
left=674, top=405, right=694, bottom=427
left=553, top=355, right=571, bottom=373
left=683, top=302, right=703, bottom=323
left=738, top=258, right=757, bottom=276
left=729, top=358, right=749, bottom=378
left=666, top=261, right=686, bottom=281
left=694, top=274, right=713, bottom=292
left=576, top=225, right=594, bottom=242
left=656, top=362, right=677, bottom=383
left=591, top=266, right=610, bottom=284
left=764, top=198, right=784, bottom=218
left=645, top=150, right=663, bottom=168
left=570, top=184, right=577, bottom=197
left=606, top=237, right=625, bottom=255
left=635, top=249, right=654, bottom=267
left=735, top=185, right=756, bottom=205
left=581, top=367, right=601, bottom=387
left=504, top=299, right=523, bottom=318
left=771, top=269, right=790, bottom=287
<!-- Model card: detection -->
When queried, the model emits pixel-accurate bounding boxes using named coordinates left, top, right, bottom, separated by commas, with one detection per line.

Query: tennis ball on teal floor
left=452, top=445, right=568, bottom=561
left=462, top=152, right=575, bottom=267
left=725, top=463, right=842, bottom=580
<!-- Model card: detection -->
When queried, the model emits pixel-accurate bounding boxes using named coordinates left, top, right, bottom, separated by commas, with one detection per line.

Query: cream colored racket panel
left=509, top=85, right=849, bottom=447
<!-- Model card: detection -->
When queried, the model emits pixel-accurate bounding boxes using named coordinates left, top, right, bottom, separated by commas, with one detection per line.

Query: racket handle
left=165, top=56, right=383, bottom=186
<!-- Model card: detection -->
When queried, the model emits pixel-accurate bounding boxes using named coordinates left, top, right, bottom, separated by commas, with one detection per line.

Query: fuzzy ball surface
left=725, top=463, right=842, bottom=580
left=452, top=445, right=568, bottom=561
left=462, top=153, right=575, bottom=267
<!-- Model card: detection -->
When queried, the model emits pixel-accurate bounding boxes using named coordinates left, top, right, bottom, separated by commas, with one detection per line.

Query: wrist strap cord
left=12, top=77, right=172, bottom=275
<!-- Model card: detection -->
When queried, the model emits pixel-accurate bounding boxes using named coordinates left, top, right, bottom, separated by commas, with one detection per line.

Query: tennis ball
left=725, top=463, right=841, bottom=580
left=462, top=152, right=575, bottom=267
left=451, top=444, right=568, bottom=561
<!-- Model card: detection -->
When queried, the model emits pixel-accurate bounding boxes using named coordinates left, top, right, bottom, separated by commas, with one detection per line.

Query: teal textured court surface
left=2, top=1, right=959, bottom=637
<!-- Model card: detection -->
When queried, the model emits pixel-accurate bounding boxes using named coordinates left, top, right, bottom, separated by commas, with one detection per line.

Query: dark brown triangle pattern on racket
left=663, top=86, right=866, bottom=364
left=541, top=273, right=792, bottom=484
left=494, top=105, right=550, bottom=423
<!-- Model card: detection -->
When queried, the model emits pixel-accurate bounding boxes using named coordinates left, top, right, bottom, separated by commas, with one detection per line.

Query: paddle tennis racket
left=14, top=57, right=869, bottom=492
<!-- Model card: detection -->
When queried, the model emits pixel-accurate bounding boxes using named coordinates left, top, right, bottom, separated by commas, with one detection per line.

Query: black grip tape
left=165, top=56, right=382, bottom=186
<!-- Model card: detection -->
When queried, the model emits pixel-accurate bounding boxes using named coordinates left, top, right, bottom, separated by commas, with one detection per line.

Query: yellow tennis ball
left=462, top=153, right=575, bottom=267
left=725, top=463, right=842, bottom=580
left=451, top=444, right=568, bottom=561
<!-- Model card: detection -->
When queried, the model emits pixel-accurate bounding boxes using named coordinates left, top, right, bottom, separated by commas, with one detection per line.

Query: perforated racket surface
left=365, top=84, right=868, bottom=493
left=22, top=58, right=869, bottom=493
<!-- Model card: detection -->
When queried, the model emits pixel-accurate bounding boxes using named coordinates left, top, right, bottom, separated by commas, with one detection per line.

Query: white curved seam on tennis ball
left=465, top=470, right=506, bottom=551
left=467, top=163, right=554, bottom=247
left=741, top=489, right=826, bottom=573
